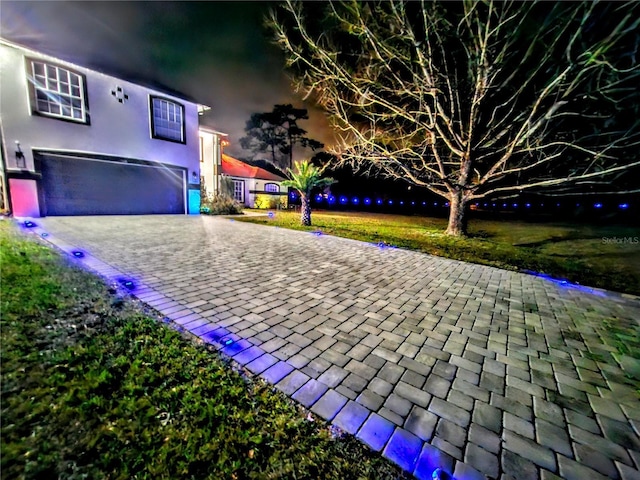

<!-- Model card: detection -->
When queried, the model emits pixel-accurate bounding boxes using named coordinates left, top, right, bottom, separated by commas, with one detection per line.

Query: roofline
left=199, top=126, right=228, bottom=136
left=0, top=37, right=200, bottom=104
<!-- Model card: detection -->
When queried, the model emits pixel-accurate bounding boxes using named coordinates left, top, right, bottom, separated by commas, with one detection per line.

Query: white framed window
left=233, top=180, right=244, bottom=202
left=29, top=60, right=88, bottom=123
left=150, top=96, right=185, bottom=143
left=264, top=183, right=279, bottom=193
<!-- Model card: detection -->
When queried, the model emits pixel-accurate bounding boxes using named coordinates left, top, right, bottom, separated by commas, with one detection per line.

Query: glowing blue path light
left=389, top=200, right=393, bottom=205
left=400, top=201, right=404, bottom=205
left=594, top=203, right=603, bottom=208
left=411, top=201, right=415, bottom=205
left=268, top=212, right=275, bottom=218
left=311, top=230, right=323, bottom=236
left=364, top=198, right=371, bottom=205
left=352, top=197, right=359, bottom=204
left=41, top=232, right=49, bottom=238
left=71, top=250, right=85, bottom=258
left=23, top=220, right=37, bottom=228
left=525, top=203, right=531, bottom=208
left=328, top=196, right=336, bottom=204
left=221, top=337, right=234, bottom=346
left=340, top=196, right=348, bottom=204
left=117, top=277, right=136, bottom=291
left=444, top=202, right=450, bottom=207
left=315, top=194, right=323, bottom=202
left=376, top=199, right=383, bottom=205
left=619, top=203, right=629, bottom=209
left=422, top=201, right=426, bottom=206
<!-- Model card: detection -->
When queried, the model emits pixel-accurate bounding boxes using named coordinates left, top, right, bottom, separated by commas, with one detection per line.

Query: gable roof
left=221, top=154, right=286, bottom=182
left=0, top=37, right=200, bottom=104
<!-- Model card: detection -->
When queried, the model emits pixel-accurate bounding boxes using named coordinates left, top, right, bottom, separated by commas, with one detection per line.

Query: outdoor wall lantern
left=15, top=141, right=25, bottom=169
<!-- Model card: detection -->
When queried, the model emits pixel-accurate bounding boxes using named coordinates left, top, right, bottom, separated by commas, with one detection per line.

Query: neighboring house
left=0, top=38, right=205, bottom=217
left=221, top=154, right=288, bottom=208
left=198, top=127, right=288, bottom=208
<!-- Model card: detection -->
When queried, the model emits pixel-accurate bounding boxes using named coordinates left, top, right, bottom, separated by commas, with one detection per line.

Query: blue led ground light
left=117, top=277, right=136, bottom=291
left=72, top=250, right=84, bottom=258
left=308, top=195, right=632, bottom=215
left=41, top=233, right=49, bottom=238
left=23, top=220, right=37, bottom=228
left=268, top=212, right=275, bottom=218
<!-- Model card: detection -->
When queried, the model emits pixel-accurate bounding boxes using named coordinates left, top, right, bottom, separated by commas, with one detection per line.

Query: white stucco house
left=198, top=127, right=228, bottom=199
left=198, top=129, right=288, bottom=209
left=0, top=38, right=205, bottom=217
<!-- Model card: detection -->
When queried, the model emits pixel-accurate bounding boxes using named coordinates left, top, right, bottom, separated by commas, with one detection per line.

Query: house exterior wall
left=0, top=40, right=201, bottom=216
left=199, top=129, right=223, bottom=198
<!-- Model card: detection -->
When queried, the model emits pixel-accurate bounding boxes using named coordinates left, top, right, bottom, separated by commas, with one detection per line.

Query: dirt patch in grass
left=0, top=221, right=408, bottom=480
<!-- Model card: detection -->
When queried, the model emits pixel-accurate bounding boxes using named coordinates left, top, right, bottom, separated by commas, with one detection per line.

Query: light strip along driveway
left=32, top=215, right=640, bottom=480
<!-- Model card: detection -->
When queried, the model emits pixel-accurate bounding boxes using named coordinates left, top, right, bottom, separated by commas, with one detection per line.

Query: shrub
left=200, top=195, right=243, bottom=215
left=254, top=193, right=288, bottom=210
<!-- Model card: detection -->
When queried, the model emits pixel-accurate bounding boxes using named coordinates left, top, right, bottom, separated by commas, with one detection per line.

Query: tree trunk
left=445, top=190, right=468, bottom=236
left=301, top=194, right=311, bottom=226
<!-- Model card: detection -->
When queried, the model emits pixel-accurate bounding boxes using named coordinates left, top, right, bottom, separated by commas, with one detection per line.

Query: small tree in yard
left=282, top=160, right=335, bottom=226
left=269, top=1, right=640, bottom=236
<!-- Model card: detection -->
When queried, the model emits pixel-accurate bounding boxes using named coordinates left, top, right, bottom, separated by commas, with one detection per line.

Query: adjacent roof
left=221, top=154, right=286, bottom=182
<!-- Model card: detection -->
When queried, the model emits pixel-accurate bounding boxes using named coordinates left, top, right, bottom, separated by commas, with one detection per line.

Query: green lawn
left=239, top=210, right=640, bottom=296
left=0, top=221, right=408, bottom=480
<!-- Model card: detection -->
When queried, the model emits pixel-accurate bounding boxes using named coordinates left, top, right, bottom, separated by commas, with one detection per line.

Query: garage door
left=38, top=153, right=186, bottom=216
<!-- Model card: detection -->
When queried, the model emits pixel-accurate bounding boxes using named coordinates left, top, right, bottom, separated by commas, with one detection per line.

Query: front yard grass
left=238, top=210, right=640, bottom=296
left=0, top=220, right=408, bottom=480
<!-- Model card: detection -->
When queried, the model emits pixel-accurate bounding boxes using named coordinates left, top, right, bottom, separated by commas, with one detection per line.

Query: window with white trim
left=150, top=96, right=185, bottom=143
left=264, top=183, right=279, bottom=193
left=30, top=60, right=88, bottom=123
left=233, top=180, right=244, bottom=202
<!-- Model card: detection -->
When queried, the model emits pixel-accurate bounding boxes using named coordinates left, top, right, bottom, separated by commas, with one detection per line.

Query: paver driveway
left=30, top=215, right=640, bottom=480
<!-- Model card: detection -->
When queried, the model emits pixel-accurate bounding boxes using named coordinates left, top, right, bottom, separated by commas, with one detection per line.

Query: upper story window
left=150, top=96, right=185, bottom=143
left=29, top=60, right=88, bottom=124
left=264, top=183, right=279, bottom=193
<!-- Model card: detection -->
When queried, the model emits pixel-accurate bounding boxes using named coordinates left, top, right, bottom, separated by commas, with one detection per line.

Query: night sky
left=0, top=1, right=334, bottom=159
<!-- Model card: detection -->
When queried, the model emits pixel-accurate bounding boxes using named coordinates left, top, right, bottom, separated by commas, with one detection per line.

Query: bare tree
left=268, top=0, right=640, bottom=235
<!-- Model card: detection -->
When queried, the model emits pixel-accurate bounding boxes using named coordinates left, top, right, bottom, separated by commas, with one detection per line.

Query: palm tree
left=282, top=160, right=335, bottom=226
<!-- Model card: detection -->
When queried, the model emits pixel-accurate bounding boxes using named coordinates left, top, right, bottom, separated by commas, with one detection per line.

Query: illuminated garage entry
left=36, top=151, right=186, bottom=216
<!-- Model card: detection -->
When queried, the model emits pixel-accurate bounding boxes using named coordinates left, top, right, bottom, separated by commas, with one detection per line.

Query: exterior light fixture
left=619, top=203, right=629, bottom=209
left=594, top=203, right=603, bottom=208
left=23, top=220, right=36, bottom=228
left=72, top=251, right=84, bottom=258
left=15, top=141, right=26, bottom=169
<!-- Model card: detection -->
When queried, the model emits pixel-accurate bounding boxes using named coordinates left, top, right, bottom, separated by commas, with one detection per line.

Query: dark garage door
left=39, top=153, right=185, bottom=216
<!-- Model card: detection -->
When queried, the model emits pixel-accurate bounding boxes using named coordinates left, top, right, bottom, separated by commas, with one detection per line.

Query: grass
left=0, top=220, right=408, bottom=480
left=239, top=210, right=640, bottom=296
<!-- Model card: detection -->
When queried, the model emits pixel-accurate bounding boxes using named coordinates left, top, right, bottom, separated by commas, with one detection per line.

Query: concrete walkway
left=26, top=215, right=640, bottom=480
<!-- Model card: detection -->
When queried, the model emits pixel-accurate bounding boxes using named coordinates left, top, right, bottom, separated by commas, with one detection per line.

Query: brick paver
left=27, top=215, right=640, bottom=480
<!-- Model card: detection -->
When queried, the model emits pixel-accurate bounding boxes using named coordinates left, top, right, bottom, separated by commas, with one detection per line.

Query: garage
left=37, top=152, right=186, bottom=216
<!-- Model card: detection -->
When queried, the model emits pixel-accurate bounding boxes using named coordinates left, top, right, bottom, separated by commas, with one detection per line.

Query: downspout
left=0, top=117, right=13, bottom=214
